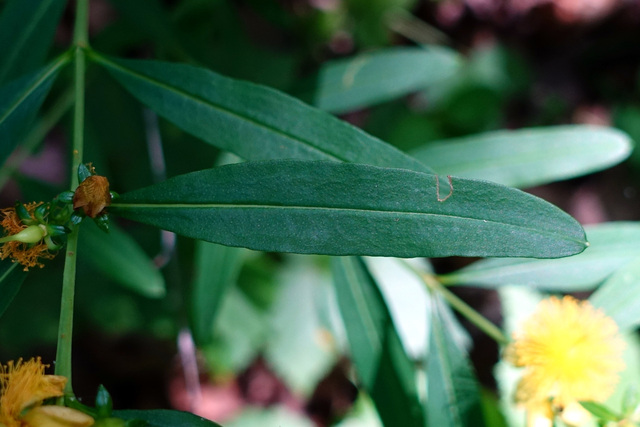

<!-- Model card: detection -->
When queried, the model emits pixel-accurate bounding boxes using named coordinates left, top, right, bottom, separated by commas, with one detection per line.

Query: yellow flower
left=507, top=296, right=625, bottom=425
left=0, top=358, right=94, bottom=427
left=0, top=203, right=55, bottom=271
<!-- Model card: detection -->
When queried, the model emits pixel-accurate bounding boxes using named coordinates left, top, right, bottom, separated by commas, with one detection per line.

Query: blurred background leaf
left=411, top=126, right=632, bottom=188
left=440, top=222, right=640, bottom=291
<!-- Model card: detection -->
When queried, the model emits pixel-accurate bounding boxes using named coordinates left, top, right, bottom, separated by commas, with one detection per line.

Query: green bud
left=92, top=418, right=128, bottom=427
left=56, top=191, right=75, bottom=204
left=93, top=214, right=110, bottom=233
left=0, top=225, right=46, bottom=244
left=34, top=204, right=48, bottom=223
left=14, top=202, right=37, bottom=225
left=95, top=384, right=113, bottom=418
left=78, top=163, right=92, bottom=183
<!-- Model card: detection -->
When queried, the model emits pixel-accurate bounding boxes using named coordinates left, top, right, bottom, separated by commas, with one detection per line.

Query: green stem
left=401, top=261, right=510, bottom=345
left=55, top=0, right=89, bottom=392
left=423, top=274, right=509, bottom=345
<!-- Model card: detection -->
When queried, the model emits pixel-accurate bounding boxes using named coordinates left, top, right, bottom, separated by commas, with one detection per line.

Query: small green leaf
left=79, top=220, right=165, bottom=298
left=427, top=294, right=485, bottom=427
left=109, top=160, right=587, bottom=258
left=590, top=255, right=640, bottom=332
left=440, top=222, right=639, bottom=290
left=304, top=46, right=462, bottom=114
left=578, top=401, right=621, bottom=422
left=191, top=241, right=245, bottom=344
left=0, top=0, right=66, bottom=85
left=331, top=256, right=424, bottom=427
left=0, top=259, right=28, bottom=318
left=113, top=410, right=222, bottom=427
left=87, top=51, right=431, bottom=173
left=0, top=53, right=69, bottom=166
left=411, top=125, right=633, bottom=188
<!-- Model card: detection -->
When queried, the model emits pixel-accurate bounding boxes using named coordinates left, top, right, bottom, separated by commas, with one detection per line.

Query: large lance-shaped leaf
left=427, top=294, right=485, bottom=427
left=411, top=126, right=632, bottom=188
left=114, top=410, right=221, bottom=427
left=590, top=256, right=640, bottom=332
left=303, top=46, right=462, bottom=114
left=440, top=222, right=640, bottom=291
left=331, top=256, right=424, bottom=427
left=0, top=259, right=28, bottom=318
left=87, top=51, right=431, bottom=173
left=191, top=241, right=245, bottom=345
left=109, top=160, right=587, bottom=258
left=0, top=0, right=67, bottom=85
left=0, top=53, right=70, bottom=166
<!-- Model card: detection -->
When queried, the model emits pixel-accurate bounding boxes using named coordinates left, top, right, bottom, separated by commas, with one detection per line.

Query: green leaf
left=0, top=53, right=69, bottom=166
left=0, top=0, right=66, bottom=85
left=578, top=401, right=621, bottom=422
left=427, top=294, right=485, bottom=427
left=411, top=126, right=633, bottom=188
left=440, top=222, right=638, bottom=290
left=305, top=46, right=462, bottom=114
left=87, top=51, right=431, bottom=173
left=191, top=241, right=244, bottom=344
left=590, top=255, right=640, bottom=332
left=0, top=259, right=28, bottom=318
left=114, top=409, right=221, bottom=427
left=109, top=160, right=587, bottom=258
left=331, top=256, right=424, bottom=427
left=79, top=220, right=166, bottom=298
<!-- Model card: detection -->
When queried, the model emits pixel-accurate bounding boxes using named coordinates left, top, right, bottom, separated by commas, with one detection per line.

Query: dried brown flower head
left=73, top=175, right=111, bottom=218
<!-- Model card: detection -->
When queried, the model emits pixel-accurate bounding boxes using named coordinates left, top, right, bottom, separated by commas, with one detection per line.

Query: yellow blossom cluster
left=507, top=296, right=625, bottom=426
left=0, top=357, right=93, bottom=427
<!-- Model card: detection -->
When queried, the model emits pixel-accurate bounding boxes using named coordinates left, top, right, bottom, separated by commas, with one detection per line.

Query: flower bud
left=0, top=225, right=46, bottom=244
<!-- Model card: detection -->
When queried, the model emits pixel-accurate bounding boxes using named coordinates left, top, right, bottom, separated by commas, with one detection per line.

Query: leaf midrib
left=111, top=201, right=586, bottom=246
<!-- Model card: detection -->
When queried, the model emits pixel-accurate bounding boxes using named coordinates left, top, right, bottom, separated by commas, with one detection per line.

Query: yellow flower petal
left=21, top=406, right=94, bottom=427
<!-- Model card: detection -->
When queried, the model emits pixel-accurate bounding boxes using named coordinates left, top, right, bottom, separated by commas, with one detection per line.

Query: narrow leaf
left=109, top=160, right=587, bottom=258
left=427, top=295, right=485, bottom=427
left=0, top=259, right=27, bottom=318
left=79, top=220, right=166, bottom=298
left=191, top=241, right=244, bottom=344
left=440, top=222, right=638, bottom=290
left=305, top=46, right=461, bottom=114
left=88, top=51, right=431, bottom=173
left=411, top=126, right=633, bottom=188
left=331, top=256, right=424, bottom=427
left=578, top=401, right=621, bottom=422
left=114, top=409, right=221, bottom=427
left=0, top=53, right=70, bottom=166
left=590, top=255, right=640, bottom=332
left=0, top=0, right=66, bottom=85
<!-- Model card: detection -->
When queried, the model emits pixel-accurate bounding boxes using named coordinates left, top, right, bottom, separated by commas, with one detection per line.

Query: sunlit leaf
left=440, top=222, right=638, bottom=290
left=331, top=256, right=424, bottom=427
left=109, top=160, right=587, bottom=258
left=87, top=51, right=431, bottom=173
left=427, top=294, right=485, bottom=427
left=304, top=46, right=462, bottom=114
left=411, top=126, right=632, bottom=188
left=0, top=0, right=66, bottom=85
left=590, top=255, right=640, bottom=332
